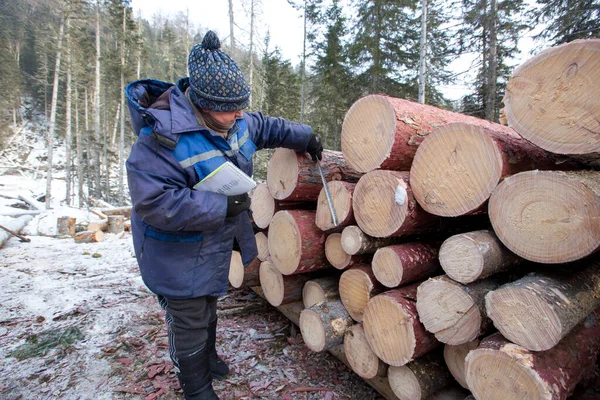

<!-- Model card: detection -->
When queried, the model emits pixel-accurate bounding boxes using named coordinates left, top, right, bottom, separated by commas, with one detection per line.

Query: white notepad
left=193, top=161, right=256, bottom=196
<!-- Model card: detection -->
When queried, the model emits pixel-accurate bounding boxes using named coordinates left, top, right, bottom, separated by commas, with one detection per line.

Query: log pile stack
left=235, top=39, right=600, bottom=400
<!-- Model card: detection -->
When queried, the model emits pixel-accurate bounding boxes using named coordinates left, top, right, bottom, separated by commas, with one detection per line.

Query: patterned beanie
left=188, top=31, right=250, bottom=112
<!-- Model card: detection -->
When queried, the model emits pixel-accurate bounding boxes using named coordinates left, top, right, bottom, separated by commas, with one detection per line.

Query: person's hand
left=306, top=133, right=323, bottom=161
left=226, top=193, right=251, bottom=217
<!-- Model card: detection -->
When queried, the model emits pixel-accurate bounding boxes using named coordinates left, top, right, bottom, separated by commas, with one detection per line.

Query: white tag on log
left=395, top=185, right=407, bottom=206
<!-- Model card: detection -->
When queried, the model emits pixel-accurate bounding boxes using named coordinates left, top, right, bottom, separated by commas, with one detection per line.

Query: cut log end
left=443, top=341, right=479, bottom=389
left=341, top=225, right=366, bottom=255
left=316, top=181, right=354, bottom=231
left=325, top=233, right=351, bottom=270
left=250, top=183, right=276, bottom=229
left=489, top=170, right=600, bottom=263
left=410, top=123, right=502, bottom=217
left=372, top=247, right=404, bottom=288
left=228, top=251, right=244, bottom=288
left=299, top=308, right=327, bottom=352
left=439, top=234, right=485, bottom=284
left=339, top=267, right=375, bottom=322
left=259, top=260, right=285, bottom=307
left=303, top=281, right=326, bottom=308
left=388, top=366, right=422, bottom=400
left=416, top=278, right=481, bottom=345
left=268, top=211, right=301, bottom=275
left=341, top=95, right=397, bottom=173
left=266, top=148, right=300, bottom=200
left=344, top=324, right=387, bottom=379
left=255, top=231, right=269, bottom=261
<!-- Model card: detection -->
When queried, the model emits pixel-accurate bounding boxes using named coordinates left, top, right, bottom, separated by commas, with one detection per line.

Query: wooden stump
left=107, top=215, right=125, bottom=234
left=344, top=323, right=388, bottom=379
left=439, top=230, right=522, bottom=284
left=259, top=260, right=309, bottom=307
left=87, top=220, right=108, bottom=232
left=410, top=122, right=567, bottom=217
left=339, top=265, right=386, bottom=322
left=267, top=149, right=361, bottom=202
left=341, top=94, right=509, bottom=173
left=503, top=39, right=600, bottom=156
left=340, top=225, right=403, bottom=255
left=489, top=170, right=600, bottom=263
left=465, top=316, right=600, bottom=400
left=250, top=183, right=276, bottom=229
left=485, top=260, right=600, bottom=351
left=315, top=181, right=356, bottom=231
left=417, top=276, right=500, bottom=345
left=353, top=170, right=438, bottom=238
left=74, top=230, right=104, bottom=243
left=388, top=351, right=453, bottom=400
left=362, top=285, right=439, bottom=366
left=268, top=210, right=328, bottom=275
left=443, top=341, right=479, bottom=389
left=302, top=276, right=340, bottom=308
left=57, top=217, right=76, bottom=236
left=325, top=233, right=370, bottom=270
left=229, top=252, right=260, bottom=288
left=372, top=242, right=440, bottom=288
left=299, top=299, right=353, bottom=352
left=255, top=231, right=269, bottom=261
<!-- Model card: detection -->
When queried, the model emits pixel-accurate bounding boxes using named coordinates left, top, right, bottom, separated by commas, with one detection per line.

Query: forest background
left=0, top=0, right=598, bottom=209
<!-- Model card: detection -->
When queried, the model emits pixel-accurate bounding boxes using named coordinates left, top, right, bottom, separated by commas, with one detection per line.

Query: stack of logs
left=228, top=39, right=600, bottom=400
left=57, top=206, right=132, bottom=243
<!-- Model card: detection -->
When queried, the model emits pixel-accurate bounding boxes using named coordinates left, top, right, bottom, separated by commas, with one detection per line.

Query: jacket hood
left=126, top=78, right=202, bottom=142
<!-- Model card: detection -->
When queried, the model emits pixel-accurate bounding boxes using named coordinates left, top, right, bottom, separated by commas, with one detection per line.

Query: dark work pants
left=157, top=295, right=218, bottom=368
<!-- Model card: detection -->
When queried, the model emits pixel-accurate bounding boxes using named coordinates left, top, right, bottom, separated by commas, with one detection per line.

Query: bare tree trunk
left=119, top=5, right=126, bottom=204
left=75, top=83, right=84, bottom=208
left=65, top=17, right=72, bottom=206
left=300, top=0, right=307, bottom=123
left=45, top=16, right=65, bottom=209
left=248, top=0, right=254, bottom=108
left=136, top=10, right=142, bottom=79
left=110, top=104, right=121, bottom=145
left=92, top=0, right=102, bottom=198
left=228, top=0, right=235, bottom=51
left=417, top=0, right=428, bottom=104
left=485, top=0, right=497, bottom=121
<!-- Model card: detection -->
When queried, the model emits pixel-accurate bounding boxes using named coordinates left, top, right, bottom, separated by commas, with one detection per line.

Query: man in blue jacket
left=125, top=31, right=323, bottom=400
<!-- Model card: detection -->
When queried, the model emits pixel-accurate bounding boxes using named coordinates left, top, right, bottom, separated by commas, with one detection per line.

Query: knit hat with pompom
left=187, top=31, right=250, bottom=111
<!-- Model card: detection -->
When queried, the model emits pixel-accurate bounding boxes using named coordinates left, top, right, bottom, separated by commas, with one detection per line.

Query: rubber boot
left=176, top=345, right=219, bottom=400
left=207, top=318, right=230, bottom=380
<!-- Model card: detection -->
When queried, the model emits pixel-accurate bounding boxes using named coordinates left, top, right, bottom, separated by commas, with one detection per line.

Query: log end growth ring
left=339, top=268, right=374, bottom=322
left=299, top=308, right=326, bottom=352
left=372, top=247, right=403, bottom=288
left=267, top=148, right=300, bottom=200
left=344, top=324, right=383, bottom=379
left=325, top=233, right=351, bottom=270
left=341, top=95, right=397, bottom=173
left=302, top=281, right=326, bottom=308
left=250, top=183, right=275, bottom=229
left=316, top=181, right=352, bottom=231
left=259, top=260, right=285, bottom=307
left=228, top=251, right=244, bottom=289
left=268, top=211, right=302, bottom=275
left=388, top=365, right=421, bottom=400
left=439, top=235, right=484, bottom=284
left=410, top=123, right=503, bottom=217
left=489, top=170, right=600, bottom=263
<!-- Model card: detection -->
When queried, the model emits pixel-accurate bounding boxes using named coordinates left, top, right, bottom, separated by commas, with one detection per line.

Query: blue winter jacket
left=125, top=78, right=312, bottom=299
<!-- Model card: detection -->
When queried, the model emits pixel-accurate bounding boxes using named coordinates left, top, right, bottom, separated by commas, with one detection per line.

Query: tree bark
left=388, top=351, right=454, bottom=400
left=74, top=230, right=104, bottom=243
left=344, top=323, right=388, bottom=379
left=267, top=149, right=361, bottom=202
left=489, top=170, right=600, bottom=263
left=302, top=276, right=340, bottom=308
left=439, top=229, right=522, bottom=284
left=372, top=242, right=440, bottom=288
left=315, top=181, right=356, bottom=231
left=325, top=232, right=371, bottom=270
left=410, top=122, right=573, bottom=217
left=299, top=299, right=353, bottom=352
left=503, top=39, right=600, bottom=158
left=259, top=259, right=310, bottom=307
left=362, top=284, right=439, bottom=366
left=485, top=260, right=600, bottom=351
left=443, top=340, right=479, bottom=389
left=417, top=275, right=500, bottom=345
left=65, top=17, right=72, bottom=206
left=268, top=210, right=328, bottom=275
left=465, top=317, right=600, bottom=400
left=353, top=170, right=438, bottom=238
left=341, top=225, right=404, bottom=255
left=339, top=265, right=386, bottom=322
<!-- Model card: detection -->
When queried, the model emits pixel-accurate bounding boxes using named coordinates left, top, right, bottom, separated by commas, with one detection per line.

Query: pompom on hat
left=188, top=31, right=251, bottom=112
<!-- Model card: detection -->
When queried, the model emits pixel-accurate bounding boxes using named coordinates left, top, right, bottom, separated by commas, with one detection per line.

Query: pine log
left=74, top=230, right=104, bottom=243
left=503, top=39, right=600, bottom=158
left=410, top=122, right=570, bottom=217
left=353, top=170, right=438, bottom=238
left=228, top=252, right=260, bottom=289
left=268, top=210, right=328, bottom=275
left=340, top=225, right=404, bottom=255
left=325, top=232, right=371, bottom=270
left=443, top=340, right=479, bottom=389
left=250, top=183, right=276, bottom=229
left=489, top=170, right=600, bottom=263
left=339, top=265, right=386, bottom=322
left=254, top=231, right=269, bottom=261
left=123, top=220, right=131, bottom=232
left=259, top=260, right=310, bottom=307
left=87, top=220, right=108, bottom=232
left=266, top=149, right=361, bottom=202
left=302, top=276, right=340, bottom=308
left=315, top=181, right=356, bottom=231
left=107, top=215, right=124, bottom=234
left=362, top=284, right=439, bottom=366
left=485, top=260, right=600, bottom=351
left=344, top=323, right=388, bottom=379
left=100, top=206, right=131, bottom=219
left=417, top=275, right=500, bottom=345
left=372, top=242, right=441, bottom=288
left=299, top=299, right=353, bottom=352
left=57, top=217, right=76, bottom=236
left=439, top=229, right=522, bottom=284
left=465, top=315, right=600, bottom=400
left=341, top=94, right=517, bottom=173
left=388, top=351, right=454, bottom=400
